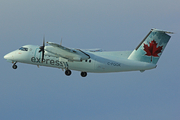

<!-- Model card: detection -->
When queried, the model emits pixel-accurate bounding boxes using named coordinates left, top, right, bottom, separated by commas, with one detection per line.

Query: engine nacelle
left=44, top=51, right=57, bottom=57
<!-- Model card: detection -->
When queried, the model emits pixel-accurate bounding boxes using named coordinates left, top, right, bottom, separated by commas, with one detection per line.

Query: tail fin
left=128, top=29, right=172, bottom=64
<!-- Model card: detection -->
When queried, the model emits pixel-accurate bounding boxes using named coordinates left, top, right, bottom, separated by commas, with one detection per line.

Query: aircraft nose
left=4, top=53, right=13, bottom=60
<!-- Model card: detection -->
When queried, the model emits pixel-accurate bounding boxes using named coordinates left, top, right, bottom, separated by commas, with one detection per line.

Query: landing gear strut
left=12, top=62, right=17, bottom=69
left=81, top=72, right=87, bottom=77
left=65, top=69, right=71, bottom=76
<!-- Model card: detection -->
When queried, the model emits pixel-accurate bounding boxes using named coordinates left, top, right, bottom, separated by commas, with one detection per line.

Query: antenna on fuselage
left=60, top=37, right=63, bottom=45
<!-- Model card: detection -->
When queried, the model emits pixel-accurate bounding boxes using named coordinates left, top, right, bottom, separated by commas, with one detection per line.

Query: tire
left=81, top=72, right=87, bottom=77
left=12, top=65, right=17, bottom=69
left=65, top=70, right=71, bottom=76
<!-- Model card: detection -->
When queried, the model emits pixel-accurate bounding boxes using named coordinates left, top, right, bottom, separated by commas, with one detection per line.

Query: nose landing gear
left=12, top=62, right=17, bottom=69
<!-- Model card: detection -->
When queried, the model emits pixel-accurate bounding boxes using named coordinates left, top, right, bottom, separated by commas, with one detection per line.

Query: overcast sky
left=1, top=0, right=180, bottom=120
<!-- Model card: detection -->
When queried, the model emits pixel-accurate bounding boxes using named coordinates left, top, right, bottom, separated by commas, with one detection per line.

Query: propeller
left=39, top=37, right=45, bottom=63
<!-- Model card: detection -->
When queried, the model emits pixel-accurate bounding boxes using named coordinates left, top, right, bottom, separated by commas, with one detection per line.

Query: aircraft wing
left=45, top=42, right=90, bottom=61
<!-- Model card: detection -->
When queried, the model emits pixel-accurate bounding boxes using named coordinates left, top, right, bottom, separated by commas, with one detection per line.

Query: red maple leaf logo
left=143, top=40, right=163, bottom=62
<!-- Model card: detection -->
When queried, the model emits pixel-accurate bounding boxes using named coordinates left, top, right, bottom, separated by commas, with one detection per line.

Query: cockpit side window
left=19, top=47, right=28, bottom=51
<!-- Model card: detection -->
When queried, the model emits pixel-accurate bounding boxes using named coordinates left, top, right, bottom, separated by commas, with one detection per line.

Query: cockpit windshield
left=19, top=47, right=28, bottom=51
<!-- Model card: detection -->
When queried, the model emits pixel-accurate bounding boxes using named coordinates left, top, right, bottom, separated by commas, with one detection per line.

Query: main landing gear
left=64, top=69, right=87, bottom=77
left=12, top=62, right=17, bottom=69
left=81, top=72, right=87, bottom=77
left=65, top=69, right=72, bottom=76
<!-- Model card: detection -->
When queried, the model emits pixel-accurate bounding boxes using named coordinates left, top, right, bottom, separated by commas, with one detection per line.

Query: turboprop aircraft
left=4, top=29, right=173, bottom=77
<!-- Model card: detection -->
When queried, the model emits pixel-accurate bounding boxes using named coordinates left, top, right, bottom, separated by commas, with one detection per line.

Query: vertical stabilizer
left=128, top=29, right=172, bottom=64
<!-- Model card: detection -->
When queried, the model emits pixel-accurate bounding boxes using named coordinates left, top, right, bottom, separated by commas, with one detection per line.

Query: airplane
left=4, top=29, right=173, bottom=77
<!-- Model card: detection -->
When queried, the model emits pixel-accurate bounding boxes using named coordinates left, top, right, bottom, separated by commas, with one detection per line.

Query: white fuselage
left=4, top=45, right=156, bottom=73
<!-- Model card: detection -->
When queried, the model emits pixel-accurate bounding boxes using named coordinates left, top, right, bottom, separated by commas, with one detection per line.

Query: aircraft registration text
left=107, top=62, right=121, bottom=67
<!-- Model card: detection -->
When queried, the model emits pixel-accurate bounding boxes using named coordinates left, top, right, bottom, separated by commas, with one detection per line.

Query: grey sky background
left=1, top=0, right=180, bottom=120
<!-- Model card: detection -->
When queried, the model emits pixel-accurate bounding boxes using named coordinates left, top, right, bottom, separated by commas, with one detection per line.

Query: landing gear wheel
left=81, top=72, right=87, bottom=77
left=65, top=70, right=72, bottom=76
left=12, top=64, right=17, bottom=69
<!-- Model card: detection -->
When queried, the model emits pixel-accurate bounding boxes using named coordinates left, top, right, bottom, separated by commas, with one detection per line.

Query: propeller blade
left=39, top=46, right=43, bottom=52
left=43, top=36, right=45, bottom=47
left=41, top=50, right=44, bottom=63
left=39, top=36, right=45, bottom=63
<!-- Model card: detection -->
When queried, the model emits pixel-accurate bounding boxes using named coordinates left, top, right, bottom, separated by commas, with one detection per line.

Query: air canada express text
left=31, top=57, right=68, bottom=67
